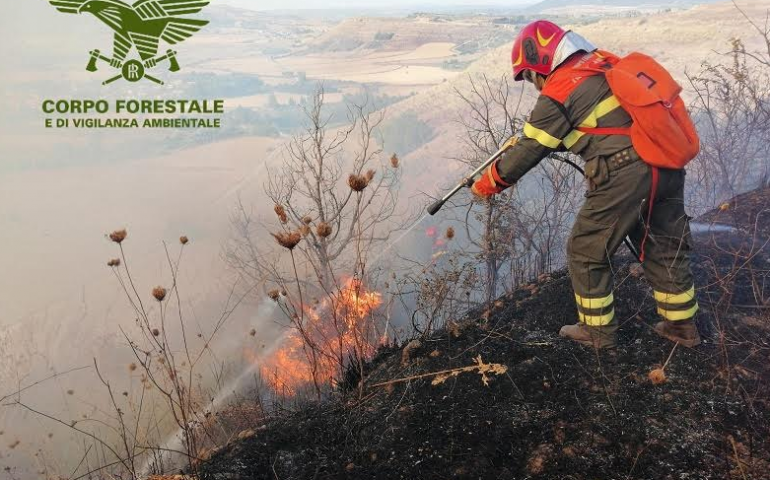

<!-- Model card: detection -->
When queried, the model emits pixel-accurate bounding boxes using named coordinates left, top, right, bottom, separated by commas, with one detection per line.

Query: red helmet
left=511, top=20, right=567, bottom=81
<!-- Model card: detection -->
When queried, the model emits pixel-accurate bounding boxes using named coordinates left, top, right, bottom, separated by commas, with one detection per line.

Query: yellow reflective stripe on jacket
left=523, top=122, right=562, bottom=149
left=654, top=286, right=696, bottom=305
left=574, top=292, right=614, bottom=310
left=579, top=309, right=615, bottom=326
left=657, top=304, right=699, bottom=321
left=563, top=131, right=585, bottom=149
left=563, top=95, right=622, bottom=149
left=592, top=95, right=621, bottom=119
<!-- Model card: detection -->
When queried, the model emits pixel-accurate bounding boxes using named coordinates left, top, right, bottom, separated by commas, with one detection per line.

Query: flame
left=258, top=334, right=316, bottom=395
left=253, top=278, right=383, bottom=395
left=336, top=277, right=382, bottom=325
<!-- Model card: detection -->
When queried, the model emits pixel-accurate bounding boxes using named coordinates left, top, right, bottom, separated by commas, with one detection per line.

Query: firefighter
left=471, top=20, right=701, bottom=349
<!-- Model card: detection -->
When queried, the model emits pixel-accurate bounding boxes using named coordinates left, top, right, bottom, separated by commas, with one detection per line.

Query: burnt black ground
left=200, top=190, right=770, bottom=480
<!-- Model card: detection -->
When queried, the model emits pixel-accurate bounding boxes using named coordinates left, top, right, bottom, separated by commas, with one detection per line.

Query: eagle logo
left=48, top=0, right=209, bottom=85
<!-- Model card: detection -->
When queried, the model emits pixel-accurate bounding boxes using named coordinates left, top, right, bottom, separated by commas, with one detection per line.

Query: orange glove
left=471, top=161, right=511, bottom=199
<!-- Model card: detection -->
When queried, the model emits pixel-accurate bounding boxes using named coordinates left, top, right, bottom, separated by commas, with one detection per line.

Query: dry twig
left=370, top=355, right=507, bottom=388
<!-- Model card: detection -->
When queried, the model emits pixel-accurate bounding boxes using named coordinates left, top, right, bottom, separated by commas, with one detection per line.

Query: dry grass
left=371, top=355, right=508, bottom=388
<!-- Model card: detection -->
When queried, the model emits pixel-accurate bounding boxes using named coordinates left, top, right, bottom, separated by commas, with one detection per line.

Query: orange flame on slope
left=254, top=278, right=383, bottom=395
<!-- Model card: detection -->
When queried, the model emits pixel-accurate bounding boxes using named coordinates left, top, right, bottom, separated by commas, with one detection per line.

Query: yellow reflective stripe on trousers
left=657, top=304, right=699, bottom=321
left=563, top=95, right=622, bottom=149
left=523, top=122, right=562, bottom=149
left=654, top=286, right=696, bottom=305
left=574, top=292, right=614, bottom=310
left=579, top=309, right=615, bottom=326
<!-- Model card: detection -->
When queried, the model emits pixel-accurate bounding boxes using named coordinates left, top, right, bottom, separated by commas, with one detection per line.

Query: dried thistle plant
left=316, top=222, right=333, bottom=238
left=272, top=231, right=302, bottom=250
left=152, top=286, right=167, bottom=302
left=109, top=229, right=127, bottom=244
left=274, top=205, right=289, bottom=224
left=268, top=289, right=281, bottom=301
left=152, top=328, right=161, bottom=337
left=371, top=355, right=507, bottom=389
left=107, top=258, right=121, bottom=267
left=180, top=236, right=189, bottom=245
left=302, top=215, right=313, bottom=225
left=366, top=169, right=376, bottom=181
left=348, top=173, right=370, bottom=192
left=649, top=343, right=678, bottom=386
left=446, top=227, right=455, bottom=240
left=648, top=368, right=667, bottom=385
left=299, top=225, right=311, bottom=237
left=390, top=153, right=400, bottom=168
left=432, top=355, right=508, bottom=386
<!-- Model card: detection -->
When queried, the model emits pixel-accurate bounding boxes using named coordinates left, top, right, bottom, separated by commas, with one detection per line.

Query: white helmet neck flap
left=552, top=31, right=597, bottom=71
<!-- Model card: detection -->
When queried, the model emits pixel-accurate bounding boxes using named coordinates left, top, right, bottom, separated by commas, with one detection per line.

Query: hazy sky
left=219, top=0, right=536, bottom=11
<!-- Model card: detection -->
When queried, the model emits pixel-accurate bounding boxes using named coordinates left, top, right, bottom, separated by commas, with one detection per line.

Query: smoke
left=137, top=298, right=282, bottom=476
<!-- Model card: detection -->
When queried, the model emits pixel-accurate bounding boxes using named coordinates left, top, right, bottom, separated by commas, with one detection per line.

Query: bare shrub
left=682, top=5, right=770, bottom=395
left=401, top=74, right=581, bottom=337
left=685, top=9, right=770, bottom=213
left=3, top=232, right=253, bottom=479
left=227, top=86, right=407, bottom=401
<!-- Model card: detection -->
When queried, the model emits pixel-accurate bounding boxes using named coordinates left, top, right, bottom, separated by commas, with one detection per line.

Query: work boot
left=654, top=319, right=701, bottom=348
left=559, top=323, right=617, bottom=349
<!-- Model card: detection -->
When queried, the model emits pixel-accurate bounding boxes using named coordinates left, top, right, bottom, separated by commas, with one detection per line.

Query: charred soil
left=200, top=191, right=770, bottom=480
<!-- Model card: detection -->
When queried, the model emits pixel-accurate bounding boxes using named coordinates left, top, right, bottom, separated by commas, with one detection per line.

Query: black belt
left=606, top=148, right=641, bottom=172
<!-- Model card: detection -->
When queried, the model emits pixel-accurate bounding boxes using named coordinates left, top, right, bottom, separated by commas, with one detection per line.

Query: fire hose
left=426, top=139, right=642, bottom=262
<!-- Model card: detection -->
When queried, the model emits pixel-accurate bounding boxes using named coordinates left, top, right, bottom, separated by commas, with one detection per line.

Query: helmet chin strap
left=534, top=75, right=545, bottom=91
left=525, top=70, right=545, bottom=91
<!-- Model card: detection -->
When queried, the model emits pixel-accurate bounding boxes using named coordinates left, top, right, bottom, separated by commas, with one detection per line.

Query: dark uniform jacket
left=496, top=50, right=633, bottom=185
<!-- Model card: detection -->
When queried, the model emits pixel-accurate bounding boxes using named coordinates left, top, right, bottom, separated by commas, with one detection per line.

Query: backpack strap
left=572, top=50, right=620, bottom=74
left=542, top=50, right=621, bottom=103
left=576, top=126, right=631, bottom=136
left=639, top=166, right=659, bottom=262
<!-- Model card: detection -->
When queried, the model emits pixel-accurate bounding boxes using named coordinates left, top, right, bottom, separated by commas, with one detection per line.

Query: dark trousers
left=567, top=156, right=698, bottom=326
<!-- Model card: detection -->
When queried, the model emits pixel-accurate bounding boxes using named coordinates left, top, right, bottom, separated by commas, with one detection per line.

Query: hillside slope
left=198, top=188, right=770, bottom=479
left=524, top=0, right=721, bottom=14
left=308, top=15, right=515, bottom=53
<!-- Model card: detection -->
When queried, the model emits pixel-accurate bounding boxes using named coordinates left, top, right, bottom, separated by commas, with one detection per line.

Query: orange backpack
left=576, top=51, right=700, bottom=169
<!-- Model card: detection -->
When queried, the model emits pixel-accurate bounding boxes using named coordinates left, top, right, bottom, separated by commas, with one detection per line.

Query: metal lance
left=427, top=139, right=641, bottom=262
left=427, top=137, right=518, bottom=216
